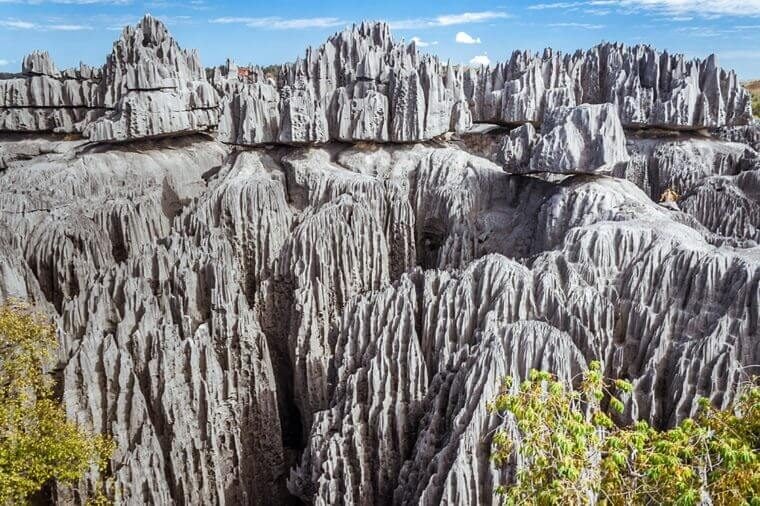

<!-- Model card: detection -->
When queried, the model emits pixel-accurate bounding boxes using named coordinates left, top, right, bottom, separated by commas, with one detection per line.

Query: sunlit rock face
left=465, top=44, right=752, bottom=130
left=0, top=15, right=758, bottom=506
left=0, top=16, right=218, bottom=141
left=497, top=103, right=631, bottom=175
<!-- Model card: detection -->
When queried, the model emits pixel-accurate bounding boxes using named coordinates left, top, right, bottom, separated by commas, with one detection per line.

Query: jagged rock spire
left=0, top=17, right=754, bottom=142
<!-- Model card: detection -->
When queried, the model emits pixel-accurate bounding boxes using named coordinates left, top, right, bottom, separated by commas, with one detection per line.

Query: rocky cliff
left=0, top=15, right=758, bottom=506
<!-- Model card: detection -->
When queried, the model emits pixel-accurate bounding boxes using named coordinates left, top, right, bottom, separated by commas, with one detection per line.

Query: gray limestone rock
left=530, top=103, right=630, bottom=174
left=497, top=123, right=537, bottom=171
left=0, top=16, right=218, bottom=140
left=0, top=18, right=754, bottom=143
left=22, top=51, right=59, bottom=77
left=0, top=14, right=758, bottom=506
left=498, top=104, right=630, bottom=174
left=465, top=44, right=752, bottom=130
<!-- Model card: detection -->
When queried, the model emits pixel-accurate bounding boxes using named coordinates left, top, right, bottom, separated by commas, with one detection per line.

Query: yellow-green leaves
left=0, top=303, right=115, bottom=504
left=490, top=366, right=760, bottom=506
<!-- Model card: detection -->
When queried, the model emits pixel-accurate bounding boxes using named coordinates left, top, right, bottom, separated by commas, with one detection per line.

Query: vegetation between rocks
left=0, top=303, right=114, bottom=504
left=490, top=362, right=760, bottom=506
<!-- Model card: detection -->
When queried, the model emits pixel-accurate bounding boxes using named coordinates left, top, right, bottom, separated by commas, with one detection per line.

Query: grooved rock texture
left=0, top=14, right=758, bottom=506
left=0, top=16, right=218, bottom=140
left=466, top=44, right=752, bottom=130
left=0, top=17, right=752, bottom=143
left=618, top=134, right=760, bottom=245
left=83, top=16, right=219, bottom=141
left=499, top=103, right=630, bottom=174
left=2, top=133, right=760, bottom=506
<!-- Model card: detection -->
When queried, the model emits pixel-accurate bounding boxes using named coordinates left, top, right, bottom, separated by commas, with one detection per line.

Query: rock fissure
left=0, top=14, right=758, bottom=506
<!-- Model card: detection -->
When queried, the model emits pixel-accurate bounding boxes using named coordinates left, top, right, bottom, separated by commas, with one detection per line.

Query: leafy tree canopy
left=0, top=303, right=114, bottom=504
left=489, top=362, right=760, bottom=506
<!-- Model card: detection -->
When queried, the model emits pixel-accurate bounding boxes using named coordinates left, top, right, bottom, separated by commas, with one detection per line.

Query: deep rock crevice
left=0, top=15, right=758, bottom=506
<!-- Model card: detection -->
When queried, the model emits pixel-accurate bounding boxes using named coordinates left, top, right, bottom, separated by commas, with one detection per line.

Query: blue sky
left=0, top=0, right=758, bottom=79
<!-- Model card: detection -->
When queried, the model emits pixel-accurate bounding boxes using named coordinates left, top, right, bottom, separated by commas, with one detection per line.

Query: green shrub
left=0, top=303, right=114, bottom=504
left=489, top=362, right=760, bottom=505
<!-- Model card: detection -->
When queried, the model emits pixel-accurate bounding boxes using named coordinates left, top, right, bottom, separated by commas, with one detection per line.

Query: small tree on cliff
left=489, top=362, right=760, bottom=506
left=0, top=302, right=114, bottom=504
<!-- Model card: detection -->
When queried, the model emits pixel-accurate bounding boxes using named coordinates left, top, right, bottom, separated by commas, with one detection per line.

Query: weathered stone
left=0, top=16, right=758, bottom=506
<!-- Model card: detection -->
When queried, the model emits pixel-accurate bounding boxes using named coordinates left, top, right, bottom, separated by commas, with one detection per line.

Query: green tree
left=489, top=362, right=760, bottom=505
left=0, top=302, right=114, bottom=504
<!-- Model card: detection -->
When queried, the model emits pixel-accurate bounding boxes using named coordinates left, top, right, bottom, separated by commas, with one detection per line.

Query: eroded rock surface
left=0, top=17, right=751, bottom=144
left=466, top=44, right=752, bottom=130
left=0, top=15, right=758, bottom=506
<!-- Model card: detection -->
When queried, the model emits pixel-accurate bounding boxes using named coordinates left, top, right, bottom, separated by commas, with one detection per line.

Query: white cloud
left=0, top=59, right=8, bottom=66
left=548, top=22, right=605, bottom=29
left=0, top=0, right=129, bottom=3
left=470, top=54, right=490, bottom=66
left=585, top=8, right=611, bottom=15
left=410, top=36, right=437, bottom=47
left=528, top=2, right=583, bottom=9
left=49, top=24, right=93, bottom=30
left=146, top=0, right=208, bottom=9
left=0, top=19, right=92, bottom=30
left=435, top=11, right=509, bottom=25
left=535, top=0, right=760, bottom=17
left=455, top=31, right=481, bottom=44
left=210, top=16, right=345, bottom=29
left=214, top=13, right=510, bottom=31
left=612, top=0, right=760, bottom=16
left=389, top=10, right=509, bottom=30
left=0, top=19, right=35, bottom=29
left=674, top=25, right=728, bottom=37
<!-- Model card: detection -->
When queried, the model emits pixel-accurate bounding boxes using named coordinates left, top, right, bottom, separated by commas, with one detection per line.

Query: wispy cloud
left=0, top=0, right=130, bottom=4
left=210, top=16, right=345, bottom=29
left=0, top=19, right=35, bottom=29
left=0, top=59, right=9, bottom=66
left=609, top=0, right=760, bottom=17
left=530, top=0, right=760, bottom=17
left=146, top=0, right=209, bottom=10
left=389, top=11, right=509, bottom=30
left=48, top=24, right=93, bottom=30
left=585, top=8, right=611, bottom=15
left=528, top=2, right=584, bottom=9
left=410, top=36, right=437, bottom=47
left=0, top=18, right=92, bottom=30
left=435, top=11, right=509, bottom=25
left=455, top=31, right=481, bottom=44
left=211, top=11, right=510, bottom=31
left=101, top=14, right=193, bottom=31
left=469, top=54, right=491, bottom=66
left=548, top=22, right=605, bottom=29
left=674, top=25, right=734, bottom=37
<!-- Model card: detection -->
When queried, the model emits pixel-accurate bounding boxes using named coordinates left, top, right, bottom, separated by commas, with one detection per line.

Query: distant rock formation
left=0, top=49, right=103, bottom=132
left=0, top=16, right=218, bottom=140
left=0, top=15, right=758, bottom=506
left=0, top=17, right=753, bottom=143
left=466, top=45, right=752, bottom=130
left=83, top=16, right=218, bottom=141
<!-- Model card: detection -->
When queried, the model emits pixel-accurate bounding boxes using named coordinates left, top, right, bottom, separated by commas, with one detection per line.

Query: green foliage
left=0, top=303, right=115, bottom=504
left=489, top=362, right=760, bottom=505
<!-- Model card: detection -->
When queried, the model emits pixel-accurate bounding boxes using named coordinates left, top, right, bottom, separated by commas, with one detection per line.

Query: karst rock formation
left=0, top=15, right=758, bottom=505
